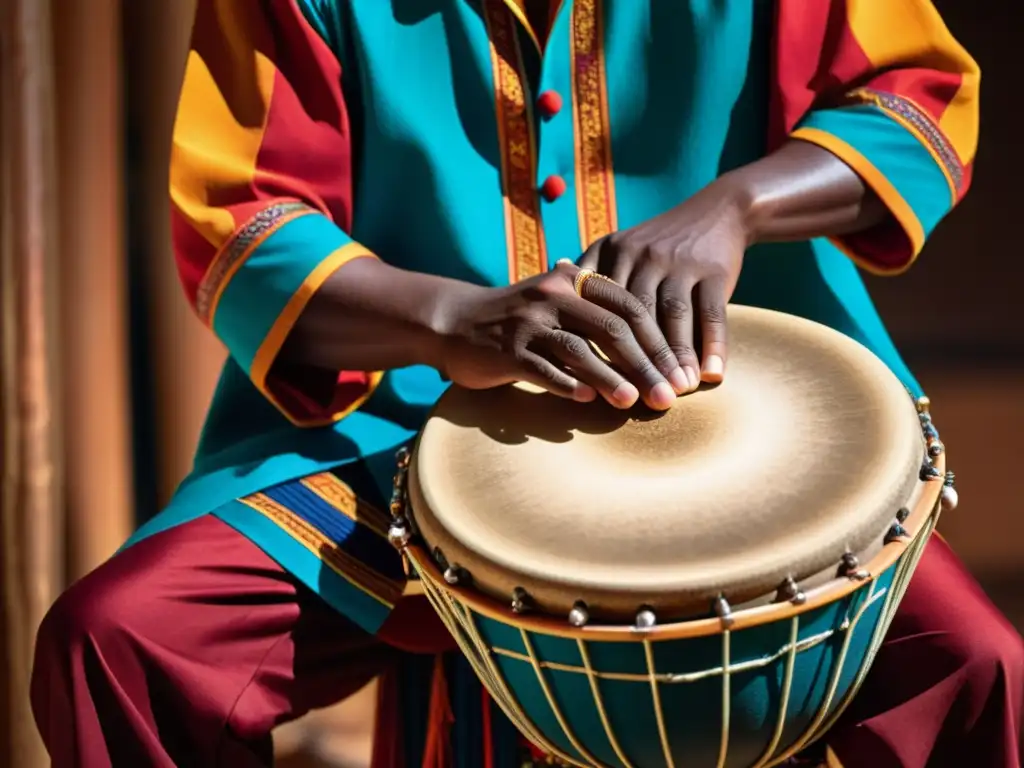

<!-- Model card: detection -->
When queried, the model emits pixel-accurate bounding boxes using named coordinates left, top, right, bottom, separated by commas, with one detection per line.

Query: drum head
left=407, top=306, right=924, bottom=621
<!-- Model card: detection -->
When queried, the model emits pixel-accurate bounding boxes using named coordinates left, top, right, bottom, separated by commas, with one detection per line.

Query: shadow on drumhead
left=433, top=382, right=716, bottom=446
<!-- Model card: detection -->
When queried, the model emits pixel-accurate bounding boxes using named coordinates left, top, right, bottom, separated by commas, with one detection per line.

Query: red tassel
left=421, top=654, right=454, bottom=768
left=523, top=739, right=562, bottom=764
left=482, top=688, right=494, bottom=768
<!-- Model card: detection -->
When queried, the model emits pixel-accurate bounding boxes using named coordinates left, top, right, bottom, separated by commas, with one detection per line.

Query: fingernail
left=611, top=382, right=639, bottom=407
left=573, top=383, right=597, bottom=402
left=650, top=382, right=676, bottom=409
left=702, top=355, right=724, bottom=382
left=683, top=366, right=701, bottom=392
left=667, top=367, right=688, bottom=394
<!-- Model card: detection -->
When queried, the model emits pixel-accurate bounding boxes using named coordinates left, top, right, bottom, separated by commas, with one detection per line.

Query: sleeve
left=770, top=0, right=980, bottom=275
left=170, top=0, right=381, bottom=426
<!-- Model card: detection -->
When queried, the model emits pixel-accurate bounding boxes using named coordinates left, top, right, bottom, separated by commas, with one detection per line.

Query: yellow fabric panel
left=845, top=0, right=980, bottom=164
left=169, top=0, right=278, bottom=247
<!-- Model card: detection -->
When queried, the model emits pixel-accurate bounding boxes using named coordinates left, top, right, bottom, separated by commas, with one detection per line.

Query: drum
left=388, top=305, right=958, bottom=768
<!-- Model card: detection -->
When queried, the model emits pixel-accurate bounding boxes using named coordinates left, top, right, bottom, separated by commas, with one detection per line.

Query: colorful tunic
left=127, top=0, right=978, bottom=760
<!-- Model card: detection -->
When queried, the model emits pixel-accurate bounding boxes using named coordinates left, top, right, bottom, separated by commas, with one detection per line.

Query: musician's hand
left=436, top=262, right=690, bottom=410
left=578, top=180, right=750, bottom=388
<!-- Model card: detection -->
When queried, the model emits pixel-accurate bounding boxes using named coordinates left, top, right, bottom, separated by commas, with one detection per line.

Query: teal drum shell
left=409, top=501, right=940, bottom=768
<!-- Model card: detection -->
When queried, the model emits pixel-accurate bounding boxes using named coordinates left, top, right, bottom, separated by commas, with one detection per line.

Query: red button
left=537, top=90, right=563, bottom=118
left=540, top=174, right=567, bottom=201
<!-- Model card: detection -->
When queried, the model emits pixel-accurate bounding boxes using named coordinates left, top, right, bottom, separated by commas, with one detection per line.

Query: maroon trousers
left=31, top=515, right=1024, bottom=768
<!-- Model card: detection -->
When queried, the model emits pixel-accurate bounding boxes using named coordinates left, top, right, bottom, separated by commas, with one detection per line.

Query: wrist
left=709, top=140, right=882, bottom=245
left=288, top=257, right=488, bottom=374
left=707, top=170, right=768, bottom=248
left=406, top=272, right=493, bottom=373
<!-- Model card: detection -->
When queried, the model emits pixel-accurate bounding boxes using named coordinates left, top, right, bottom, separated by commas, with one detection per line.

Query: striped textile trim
left=847, top=88, right=964, bottom=200
left=238, top=470, right=406, bottom=607
left=195, top=201, right=314, bottom=324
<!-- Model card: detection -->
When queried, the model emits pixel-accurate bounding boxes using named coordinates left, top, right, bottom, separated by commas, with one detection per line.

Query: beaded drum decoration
left=390, top=306, right=956, bottom=768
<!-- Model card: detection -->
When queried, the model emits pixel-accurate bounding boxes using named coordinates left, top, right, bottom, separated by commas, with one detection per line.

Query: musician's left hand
left=578, top=180, right=750, bottom=390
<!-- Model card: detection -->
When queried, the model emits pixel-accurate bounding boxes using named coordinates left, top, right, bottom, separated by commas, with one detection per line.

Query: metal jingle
left=928, top=440, right=945, bottom=458
left=896, top=506, right=911, bottom=523
left=941, top=484, right=959, bottom=512
left=432, top=546, right=449, bottom=569
left=713, top=595, right=735, bottom=629
left=635, top=607, right=658, bottom=630
left=944, top=470, right=956, bottom=487
left=776, top=576, right=807, bottom=606
left=390, top=451, right=409, bottom=518
left=838, top=552, right=860, bottom=577
left=389, top=496, right=405, bottom=519
left=885, top=521, right=908, bottom=544
left=920, top=462, right=942, bottom=482
left=443, top=564, right=465, bottom=585
left=568, top=601, right=590, bottom=628
left=395, top=446, right=411, bottom=469
left=915, top=395, right=931, bottom=414
left=511, top=587, right=532, bottom=614
left=387, top=520, right=412, bottom=549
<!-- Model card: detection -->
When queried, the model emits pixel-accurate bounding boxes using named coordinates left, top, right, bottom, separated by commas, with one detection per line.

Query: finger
left=514, top=349, right=598, bottom=403
left=578, top=238, right=603, bottom=271
left=608, top=245, right=633, bottom=287
left=626, top=263, right=661, bottom=319
left=601, top=236, right=636, bottom=286
left=579, top=274, right=689, bottom=398
left=657, top=278, right=700, bottom=392
left=559, top=292, right=678, bottom=411
left=542, top=330, right=639, bottom=409
left=580, top=236, right=631, bottom=284
left=695, top=278, right=729, bottom=383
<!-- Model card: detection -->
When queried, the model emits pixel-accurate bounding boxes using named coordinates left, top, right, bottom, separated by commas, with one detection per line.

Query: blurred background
left=1, top=1, right=1020, bottom=766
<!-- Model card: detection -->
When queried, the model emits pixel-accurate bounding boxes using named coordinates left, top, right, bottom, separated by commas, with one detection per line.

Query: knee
left=35, top=569, right=137, bottom=664
left=30, top=568, right=139, bottom=735
left=980, top=619, right=1024, bottom=686
left=950, top=603, right=1024, bottom=693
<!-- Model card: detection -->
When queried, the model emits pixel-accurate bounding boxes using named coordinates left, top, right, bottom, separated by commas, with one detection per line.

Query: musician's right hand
left=436, top=261, right=689, bottom=411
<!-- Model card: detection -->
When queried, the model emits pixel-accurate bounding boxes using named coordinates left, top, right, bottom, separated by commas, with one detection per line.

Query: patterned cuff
left=205, top=203, right=380, bottom=425
left=791, top=92, right=962, bottom=275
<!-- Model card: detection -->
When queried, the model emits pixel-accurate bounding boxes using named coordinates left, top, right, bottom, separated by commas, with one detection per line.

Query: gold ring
left=573, top=268, right=616, bottom=297
left=573, top=268, right=597, bottom=296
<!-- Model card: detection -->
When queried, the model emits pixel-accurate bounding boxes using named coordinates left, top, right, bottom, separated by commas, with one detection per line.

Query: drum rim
left=402, top=451, right=944, bottom=642
left=402, top=305, right=933, bottom=625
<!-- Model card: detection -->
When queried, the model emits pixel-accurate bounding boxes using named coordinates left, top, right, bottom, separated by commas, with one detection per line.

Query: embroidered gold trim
left=300, top=472, right=392, bottom=539
left=498, top=0, right=566, bottom=51
left=195, top=201, right=313, bottom=325
left=239, top=492, right=404, bottom=606
left=485, top=0, right=548, bottom=282
left=571, top=0, right=617, bottom=250
left=498, top=0, right=540, bottom=50
left=847, top=88, right=964, bottom=201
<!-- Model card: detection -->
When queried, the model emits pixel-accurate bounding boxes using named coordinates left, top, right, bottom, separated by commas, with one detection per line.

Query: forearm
left=720, top=139, right=887, bottom=245
left=280, top=143, right=885, bottom=373
left=277, top=256, right=480, bottom=373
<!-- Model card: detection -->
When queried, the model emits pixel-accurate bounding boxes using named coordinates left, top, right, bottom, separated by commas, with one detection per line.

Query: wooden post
left=0, top=0, right=63, bottom=764
left=52, top=0, right=134, bottom=580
